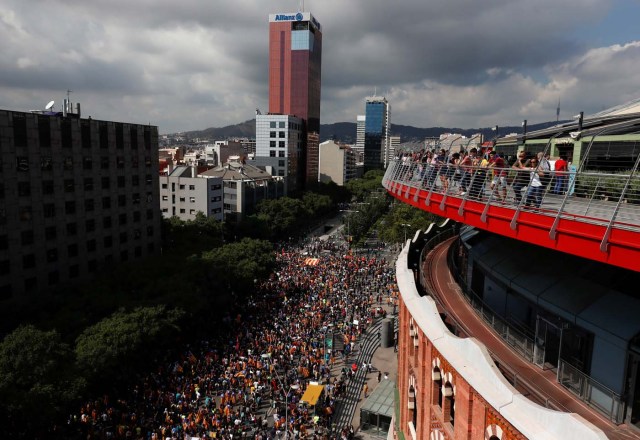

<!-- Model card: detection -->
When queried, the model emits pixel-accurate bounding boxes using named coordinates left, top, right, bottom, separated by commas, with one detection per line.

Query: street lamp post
left=400, top=223, right=412, bottom=243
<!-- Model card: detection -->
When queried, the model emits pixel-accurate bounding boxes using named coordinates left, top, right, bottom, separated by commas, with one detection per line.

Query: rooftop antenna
left=556, top=98, right=560, bottom=122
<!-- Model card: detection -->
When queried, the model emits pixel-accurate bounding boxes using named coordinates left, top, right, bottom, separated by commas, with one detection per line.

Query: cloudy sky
left=2, top=0, right=640, bottom=134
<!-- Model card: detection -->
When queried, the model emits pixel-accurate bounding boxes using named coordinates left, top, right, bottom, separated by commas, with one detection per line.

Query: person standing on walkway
left=363, top=383, right=369, bottom=399
left=377, top=371, right=382, bottom=382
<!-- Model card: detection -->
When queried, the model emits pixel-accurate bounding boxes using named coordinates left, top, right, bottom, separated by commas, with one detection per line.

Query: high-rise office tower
left=268, top=11, right=322, bottom=188
left=355, top=115, right=366, bottom=155
left=364, top=96, right=391, bottom=170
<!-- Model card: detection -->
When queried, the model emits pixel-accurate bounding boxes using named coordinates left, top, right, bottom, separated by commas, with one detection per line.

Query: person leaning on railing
left=511, top=151, right=530, bottom=204
left=458, top=147, right=478, bottom=195
left=552, top=154, right=568, bottom=195
left=524, top=157, right=545, bottom=208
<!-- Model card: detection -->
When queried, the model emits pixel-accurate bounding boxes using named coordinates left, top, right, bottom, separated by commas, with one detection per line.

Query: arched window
left=432, top=367, right=442, bottom=407
left=443, top=382, right=454, bottom=425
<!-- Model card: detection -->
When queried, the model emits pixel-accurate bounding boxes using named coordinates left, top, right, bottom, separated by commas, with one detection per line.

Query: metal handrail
left=385, top=158, right=640, bottom=234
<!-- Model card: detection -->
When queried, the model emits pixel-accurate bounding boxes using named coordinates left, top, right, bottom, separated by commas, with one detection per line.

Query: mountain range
left=174, top=120, right=563, bottom=144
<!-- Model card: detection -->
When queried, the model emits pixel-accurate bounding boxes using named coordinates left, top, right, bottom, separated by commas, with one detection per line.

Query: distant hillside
left=177, top=120, right=562, bottom=144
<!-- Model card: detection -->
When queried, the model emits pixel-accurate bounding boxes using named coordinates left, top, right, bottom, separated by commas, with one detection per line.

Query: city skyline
left=1, top=0, right=639, bottom=133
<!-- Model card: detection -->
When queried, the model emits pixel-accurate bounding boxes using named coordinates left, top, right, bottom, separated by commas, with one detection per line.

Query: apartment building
left=0, top=109, right=161, bottom=299
left=159, top=165, right=223, bottom=221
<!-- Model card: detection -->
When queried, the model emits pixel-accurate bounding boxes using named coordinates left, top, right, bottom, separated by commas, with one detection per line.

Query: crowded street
left=71, top=232, right=398, bottom=440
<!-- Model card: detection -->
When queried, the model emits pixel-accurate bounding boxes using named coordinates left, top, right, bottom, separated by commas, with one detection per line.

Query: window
left=41, top=157, right=53, bottom=171
left=146, top=209, right=153, bottom=220
left=84, top=178, right=94, bottom=191
left=69, top=265, right=79, bottom=278
left=42, top=180, right=54, bottom=195
left=86, top=239, right=96, bottom=252
left=189, top=197, right=196, bottom=203
left=84, top=199, right=94, bottom=212
left=279, top=141, right=285, bottom=148
left=179, top=184, right=185, bottom=190
left=64, top=179, right=75, bottom=193
left=102, top=197, right=111, bottom=209
left=132, top=175, right=140, bottom=186
left=47, top=249, right=60, bottom=264
left=116, top=156, right=125, bottom=169
left=103, top=236, right=113, bottom=248
left=119, top=213, right=127, bottom=225
left=270, top=151, right=276, bottom=157
left=85, top=219, right=95, bottom=232
left=278, top=160, right=285, bottom=167
left=162, top=195, right=168, bottom=201
left=83, top=156, right=93, bottom=170
left=102, top=216, right=112, bottom=228
left=38, top=210, right=56, bottom=232
left=119, top=232, right=127, bottom=244
left=145, top=156, right=151, bottom=167
left=120, top=250, right=128, bottom=261
left=45, top=226, right=56, bottom=240
left=20, top=206, right=32, bottom=221
left=118, top=194, right=126, bottom=207
left=48, top=271, right=59, bottom=286
left=270, top=121, right=276, bottom=128
left=270, top=141, right=276, bottom=148
left=13, top=114, right=27, bottom=146
left=67, top=244, right=78, bottom=258
left=189, top=185, right=195, bottom=190
left=100, top=156, right=110, bottom=169
left=99, top=122, right=108, bottom=149
left=117, top=176, right=125, bottom=188
left=65, top=201, right=76, bottom=214
left=132, top=157, right=139, bottom=168
left=18, top=182, right=31, bottom=196
left=145, top=174, right=152, bottom=184
left=81, top=121, right=91, bottom=148
left=278, top=151, right=285, bottom=158
left=190, top=209, right=196, bottom=214
left=133, top=211, right=141, bottom=223
left=147, top=226, right=154, bottom=237
left=179, top=197, right=185, bottom=202
left=279, top=131, right=285, bottom=138
left=179, top=208, right=185, bottom=213
left=0, top=260, right=9, bottom=275
left=278, top=169, right=285, bottom=176
left=24, top=278, right=37, bottom=292
left=88, top=259, right=97, bottom=272
left=132, top=194, right=140, bottom=204
left=101, top=177, right=110, bottom=189
left=270, top=131, right=276, bottom=138
left=0, top=235, right=7, bottom=250
left=161, top=183, right=167, bottom=189
left=279, top=121, right=285, bottom=128
left=21, top=230, right=34, bottom=245
left=23, top=254, right=35, bottom=269
left=63, top=157, right=73, bottom=170
left=66, top=223, right=77, bottom=236
left=134, top=229, right=142, bottom=239
left=16, top=156, right=29, bottom=172
left=130, top=127, right=138, bottom=149
left=38, top=116, right=51, bottom=148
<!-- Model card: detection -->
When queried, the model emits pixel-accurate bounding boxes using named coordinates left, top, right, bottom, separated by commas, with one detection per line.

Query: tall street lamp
left=400, top=223, right=412, bottom=243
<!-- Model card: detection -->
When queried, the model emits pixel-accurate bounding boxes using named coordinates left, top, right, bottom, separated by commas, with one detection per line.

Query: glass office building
left=364, top=96, right=390, bottom=170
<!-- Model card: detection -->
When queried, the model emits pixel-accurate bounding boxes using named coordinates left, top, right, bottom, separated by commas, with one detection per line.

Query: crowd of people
left=70, top=235, right=397, bottom=440
left=394, top=147, right=570, bottom=207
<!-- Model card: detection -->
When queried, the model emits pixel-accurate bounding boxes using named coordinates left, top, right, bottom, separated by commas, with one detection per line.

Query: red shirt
left=555, top=158, right=568, bottom=172
left=489, top=156, right=506, bottom=176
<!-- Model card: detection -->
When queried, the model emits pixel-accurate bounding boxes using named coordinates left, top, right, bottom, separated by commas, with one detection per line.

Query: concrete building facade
left=0, top=109, right=161, bottom=299
left=318, top=140, right=357, bottom=186
left=159, top=166, right=223, bottom=222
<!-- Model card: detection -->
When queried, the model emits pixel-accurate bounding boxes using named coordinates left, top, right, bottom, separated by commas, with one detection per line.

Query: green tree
left=0, top=325, right=85, bottom=434
left=75, top=306, right=184, bottom=384
left=201, top=238, right=275, bottom=297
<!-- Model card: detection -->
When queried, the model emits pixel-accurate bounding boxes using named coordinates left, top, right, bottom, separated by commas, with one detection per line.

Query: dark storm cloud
left=1, top=0, right=639, bottom=133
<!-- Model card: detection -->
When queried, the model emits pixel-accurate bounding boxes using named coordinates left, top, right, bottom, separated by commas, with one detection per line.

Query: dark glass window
left=144, top=128, right=151, bottom=150
left=103, top=236, right=112, bottom=248
left=119, top=213, right=127, bottom=225
left=117, top=176, right=125, bottom=188
left=46, top=248, right=58, bottom=263
left=100, top=156, right=109, bottom=170
left=41, top=157, right=53, bottom=171
left=102, top=197, right=111, bottom=209
left=21, top=230, right=34, bottom=245
left=42, top=180, right=54, bottom=195
left=64, top=179, right=74, bottom=193
left=115, top=123, right=124, bottom=149
left=65, top=201, right=76, bottom=214
left=81, top=121, right=91, bottom=148
left=118, top=195, right=126, bottom=207
left=99, top=122, right=108, bottom=149
left=84, top=177, right=93, bottom=191
left=44, top=203, right=56, bottom=218
left=38, top=116, right=51, bottom=148
left=61, top=119, right=72, bottom=148
left=119, top=232, right=127, bottom=244
left=67, top=244, right=78, bottom=258
left=103, top=216, right=112, bottom=228
left=18, top=182, right=31, bottom=197
left=45, top=226, right=57, bottom=240
left=23, top=254, right=35, bottom=269
left=84, top=199, right=94, bottom=212
left=63, top=157, right=73, bottom=170
left=130, top=127, right=138, bottom=149
left=132, top=175, right=139, bottom=186
left=13, top=114, right=27, bottom=147
left=83, top=156, right=93, bottom=170
left=69, top=265, right=79, bottom=278
left=86, top=239, right=96, bottom=252
left=101, top=177, right=110, bottom=189
left=85, top=219, right=95, bottom=232
left=116, top=156, right=125, bottom=169
left=66, top=223, right=77, bottom=236
left=16, top=157, right=29, bottom=172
